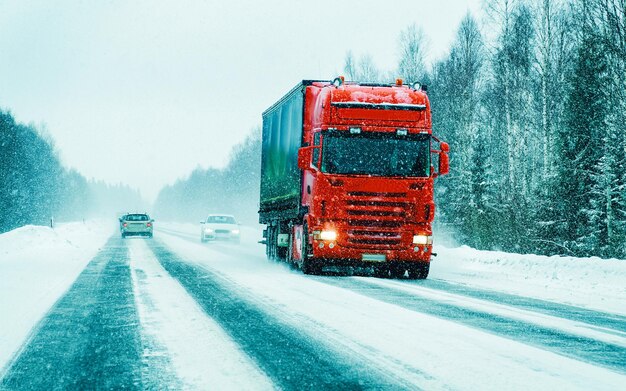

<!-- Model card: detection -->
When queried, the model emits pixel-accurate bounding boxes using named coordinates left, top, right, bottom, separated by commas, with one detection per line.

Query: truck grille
left=343, top=191, right=410, bottom=249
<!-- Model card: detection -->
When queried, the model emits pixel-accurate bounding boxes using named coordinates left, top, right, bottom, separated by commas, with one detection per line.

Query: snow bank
left=0, top=221, right=113, bottom=371
left=433, top=245, right=626, bottom=315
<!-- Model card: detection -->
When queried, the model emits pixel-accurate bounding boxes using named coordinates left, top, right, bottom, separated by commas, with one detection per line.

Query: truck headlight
left=413, top=235, right=432, bottom=245
left=231, top=229, right=240, bottom=235
left=204, top=228, right=214, bottom=233
left=319, top=230, right=337, bottom=241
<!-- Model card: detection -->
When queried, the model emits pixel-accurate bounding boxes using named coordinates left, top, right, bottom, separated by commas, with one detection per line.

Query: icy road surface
left=1, top=222, right=625, bottom=390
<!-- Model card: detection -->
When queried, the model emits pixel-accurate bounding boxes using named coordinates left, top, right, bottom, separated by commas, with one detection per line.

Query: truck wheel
left=287, top=231, right=297, bottom=265
left=300, top=222, right=320, bottom=275
left=275, top=223, right=289, bottom=260
left=408, top=263, right=430, bottom=280
left=302, top=258, right=320, bottom=275
left=277, top=246, right=288, bottom=260
left=373, top=265, right=389, bottom=278
left=265, top=233, right=272, bottom=259
left=389, top=265, right=406, bottom=279
left=266, top=226, right=277, bottom=261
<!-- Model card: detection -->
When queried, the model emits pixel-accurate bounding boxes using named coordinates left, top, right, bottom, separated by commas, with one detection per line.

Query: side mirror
left=439, top=146, right=449, bottom=176
left=298, top=147, right=313, bottom=170
left=200, top=221, right=205, bottom=224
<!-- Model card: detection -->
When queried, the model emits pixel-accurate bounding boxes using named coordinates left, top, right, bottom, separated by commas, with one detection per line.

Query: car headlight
left=231, top=229, right=240, bottom=235
left=204, top=228, right=214, bottom=233
left=319, top=230, right=337, bottom=241
left=413, top=235, right=433, bottom=245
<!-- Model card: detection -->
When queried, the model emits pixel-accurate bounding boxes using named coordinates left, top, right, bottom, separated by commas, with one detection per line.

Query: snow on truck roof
left=263, top=79, right=428, bottom=116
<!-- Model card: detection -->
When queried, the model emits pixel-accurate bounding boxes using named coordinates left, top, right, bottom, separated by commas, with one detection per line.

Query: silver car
left=200, top=214, right=240, bottom=243
left=120, top=213, right=154, bottom=238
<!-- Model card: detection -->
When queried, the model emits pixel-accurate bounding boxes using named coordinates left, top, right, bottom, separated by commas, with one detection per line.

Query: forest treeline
left=381, top=0, right=625, bottom=258
left=436, top=0, right=626, bottom=259
left=154, top=0, right=625, bottom=258
left=0, top=111, right=144, bottom=233
left=153, top=130, right=261, bottom=225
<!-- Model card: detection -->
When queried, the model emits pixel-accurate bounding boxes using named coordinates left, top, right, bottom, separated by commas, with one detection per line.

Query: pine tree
left=558, top=28, right=609, bottom=255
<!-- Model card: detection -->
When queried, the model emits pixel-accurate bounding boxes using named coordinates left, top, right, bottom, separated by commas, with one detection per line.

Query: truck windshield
left=321, top=131, right=430, bottom=177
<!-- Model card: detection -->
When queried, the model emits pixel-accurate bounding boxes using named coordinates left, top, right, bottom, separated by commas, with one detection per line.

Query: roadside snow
left=433, top=245, right=626, bottom=315
left=0, top=221, right=113, bottom=371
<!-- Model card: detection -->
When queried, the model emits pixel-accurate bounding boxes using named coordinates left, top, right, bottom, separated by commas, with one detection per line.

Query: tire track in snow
left=318, top=277, right=626, bottom=374
left=157, top=226, right=626, bottom=376
left=130, top=239, right=273, bottom=390
left=422, top=279, right=626, bottom=333
left=160, top=226, right=626, bottom=334
left=0, top=236, right=143, bottom=389
left=147, top=239, right=415, bottom=391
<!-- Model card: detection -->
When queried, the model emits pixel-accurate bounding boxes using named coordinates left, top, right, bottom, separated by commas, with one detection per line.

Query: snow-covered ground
left=161, top=222, right=626, bottom=315
left=434, top=245, right=626, bottom=316
left=1, top=220, right=625, bottom=389
left=156, top=222, right=626, bottom=390
left=0, top=221, right=113, bottom=370
left=129, top=239, right=273, bottom=389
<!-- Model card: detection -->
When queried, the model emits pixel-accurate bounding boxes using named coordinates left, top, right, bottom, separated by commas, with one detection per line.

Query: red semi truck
left=259, top=77, right=449, bottom=279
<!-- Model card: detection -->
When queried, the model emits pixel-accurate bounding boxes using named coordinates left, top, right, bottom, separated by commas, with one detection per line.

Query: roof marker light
left=332, top=76, right=345, bottom=87
left=412, top=82, right=422, bottom=90
left=396, top=78, right=403, bottom=86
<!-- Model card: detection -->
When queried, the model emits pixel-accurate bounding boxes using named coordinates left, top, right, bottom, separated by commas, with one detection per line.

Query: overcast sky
left=0, top=0, right=481, bottom=202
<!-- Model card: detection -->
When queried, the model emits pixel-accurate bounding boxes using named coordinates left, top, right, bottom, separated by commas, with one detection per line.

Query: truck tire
left=266, top=226, right=278, bottom=261
left=374, top=265, right=391, bottom=278
left=389, top=264, right=406, bottom=279
left=300, top=222, right=320, bottom=275
left=276, top=222, right=289, bottom=260
left=287, top=230, right=297, bottom=266
left=408, top=263, right=430, bottom=280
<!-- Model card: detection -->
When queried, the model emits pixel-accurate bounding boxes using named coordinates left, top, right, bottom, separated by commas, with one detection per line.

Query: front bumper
left=311, top=241, right=431, bottom=263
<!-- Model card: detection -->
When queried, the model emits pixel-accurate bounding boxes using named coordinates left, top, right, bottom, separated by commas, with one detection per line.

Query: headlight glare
left=413, top=235, right=432, bottom=245
left=320, top=230, right=337, bottom=241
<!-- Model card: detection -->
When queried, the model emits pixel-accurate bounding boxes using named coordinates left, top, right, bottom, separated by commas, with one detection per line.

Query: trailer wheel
left=408, top=263, right=430, bottom=280
left=265, top=226, right=272, bottom=259
left=286, top=229, right=299, bottom=266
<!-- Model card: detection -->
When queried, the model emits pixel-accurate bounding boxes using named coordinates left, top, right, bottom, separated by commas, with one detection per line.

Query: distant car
left=200, top=214, right=240, bottom=243
left=120, top=213, right=154, bottom=238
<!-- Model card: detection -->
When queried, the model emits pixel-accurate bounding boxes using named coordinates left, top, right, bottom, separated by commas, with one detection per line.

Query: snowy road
left=1, top=224, right=625, bottom=390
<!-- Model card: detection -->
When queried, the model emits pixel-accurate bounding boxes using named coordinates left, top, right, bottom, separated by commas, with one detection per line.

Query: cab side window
left=313, top=132, right=321, bottom=167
